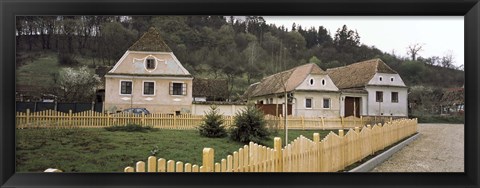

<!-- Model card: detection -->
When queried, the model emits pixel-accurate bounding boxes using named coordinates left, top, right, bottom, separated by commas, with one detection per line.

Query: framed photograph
left=1, top=0, right=479, bottom=188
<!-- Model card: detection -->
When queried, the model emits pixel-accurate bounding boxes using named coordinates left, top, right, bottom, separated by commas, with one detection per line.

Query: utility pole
left=284, top=91, right=288, bottom=146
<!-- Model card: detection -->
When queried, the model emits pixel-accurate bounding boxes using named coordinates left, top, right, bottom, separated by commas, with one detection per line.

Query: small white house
left=244, top=63, right=340, bottom=118
left=327, top=58, right=408, bottom=117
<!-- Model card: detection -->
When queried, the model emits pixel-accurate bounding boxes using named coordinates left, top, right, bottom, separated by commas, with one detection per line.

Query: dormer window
left=146, top=58, right=156, bottom=69
left=379, top=76, right=383, bottom=81
left=321, top=79, right=326, bottom=86
left=390, top=77, right=394, bottom=82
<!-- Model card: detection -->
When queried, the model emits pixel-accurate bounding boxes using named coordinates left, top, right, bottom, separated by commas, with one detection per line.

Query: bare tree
left=440, top=51, right=455, bottom=69
left=407, top=43, right=424, bottom=61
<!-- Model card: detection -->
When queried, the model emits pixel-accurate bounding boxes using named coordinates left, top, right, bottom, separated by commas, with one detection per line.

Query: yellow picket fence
left=15, top=109, right=233, bottom=129
left=123, top=118, right=417, bottom=172
left=16, top=109, right=393, bottom=130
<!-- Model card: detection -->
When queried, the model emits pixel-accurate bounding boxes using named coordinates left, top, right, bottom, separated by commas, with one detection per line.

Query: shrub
left=58, top=53, right=79, bottom=66
left=105, top=123, right=153, bottom=132
left=198, top=105, right=227, bottom=138
left=229, top=104, right=270, bottom=144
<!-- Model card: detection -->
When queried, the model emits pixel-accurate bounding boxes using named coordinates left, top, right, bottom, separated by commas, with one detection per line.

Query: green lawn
left=16, top=128, right=333, bottom=172
left=16, top=52, right=60, bottom=87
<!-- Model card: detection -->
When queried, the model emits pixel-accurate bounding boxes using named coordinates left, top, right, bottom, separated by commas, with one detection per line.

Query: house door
left=344, top=97, right=360, bottom=117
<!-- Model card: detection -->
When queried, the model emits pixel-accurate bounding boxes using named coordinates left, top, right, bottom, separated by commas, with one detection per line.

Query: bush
left=229, top=104, right=270, bottom=144
left=411, top=115, right=464, bottom=124
left=105, top=123, right=153, bottom=132
left=198, top=105, right=227, bottom=138
left=58, top=53, right=79, bottom=66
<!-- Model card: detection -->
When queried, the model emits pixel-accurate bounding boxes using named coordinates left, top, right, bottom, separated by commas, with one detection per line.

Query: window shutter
left=169, top=82, right=173, bottom=95
left=182, top=83, right=187, bottom=96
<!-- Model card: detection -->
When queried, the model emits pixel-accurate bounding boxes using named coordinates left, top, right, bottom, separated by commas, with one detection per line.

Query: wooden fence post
left=68, top=110, right=72, bottom=127
left=173, top=114, right=177, bottom=129
left=147, top=156, right=156, bottom=172
left=26, top=109, right=30, bottom=125
left=313, top=133, right=320, bottom=172
left=274, top=137, right=283, bottom=172
left=124, top=166, right=134, bottom=172
left=203, top=148, right=214, bottom=172
left=136, top=161, right=145, bottom=172
left=157, top=158, right=166, bottom=172
left=142, top=112, right=145, bottom=126
left=167, top=160, right=175, bottom=172
left=301, top=116, right=305, bottom=130
left=355, top=127, right=360, bottom=134
left=360, top=116, right=363, bottom=125
left=321, top=117, right=325, bottom=130
left=176, top=162, right=184, bottom=172
left=106, top=111, right=110, bottom=127
left=338, top=129, right=345, bottom=169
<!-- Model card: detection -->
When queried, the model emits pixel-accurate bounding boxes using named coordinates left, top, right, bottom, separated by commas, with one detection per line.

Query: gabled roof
left=326, top=58, right=397, bottom=89
left=128, top=27, right=172, bottom=52
left=244, top=63, right=327, bottom=98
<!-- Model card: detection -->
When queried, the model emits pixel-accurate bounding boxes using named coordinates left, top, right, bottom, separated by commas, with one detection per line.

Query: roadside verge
left=348, top=133, right=421, bottom=172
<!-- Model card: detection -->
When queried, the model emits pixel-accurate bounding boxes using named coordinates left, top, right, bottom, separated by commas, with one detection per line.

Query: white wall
left=293, top=91, right=341, bottom=118
left=368, top=73, right=406, bottom=87
left=296, top=74, right=339, bottom=91
left=365, top=86, right=408, bottom=117
left=191, top=104, right=247, bottom=116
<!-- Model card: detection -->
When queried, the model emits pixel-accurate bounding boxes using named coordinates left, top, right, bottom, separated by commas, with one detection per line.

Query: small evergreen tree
left=229, top=104, right=270, bottom=144
left=198, top=105, right=227, bottom=138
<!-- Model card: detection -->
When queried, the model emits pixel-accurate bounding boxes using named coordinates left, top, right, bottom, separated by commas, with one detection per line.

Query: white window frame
left=390, top=77, right=395, bottom=82
left=321, top=78, right=326, bottom=86
left=142, top=80, right=156, bottom=96
left=376, top=91, right=384, bottom=102
left=391, top=92, right=399, bottom=103
left=145, top=58, right=156, bottom=70
left=170, top=81, right=186, bottom=96
left=308, top=78, right=315, bottom=86
left=323, top=98, right=331, bottom=109
left=119, top=80, right=133, bottom=95
left=379, top=76, right=383, bottom=82
left=305, top=98, right=313, bottom=109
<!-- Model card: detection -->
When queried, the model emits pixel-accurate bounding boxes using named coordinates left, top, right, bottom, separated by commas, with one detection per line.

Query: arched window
left=146, top=58, right=156, bottom=69
left=309, top=78, right=315, bottom=86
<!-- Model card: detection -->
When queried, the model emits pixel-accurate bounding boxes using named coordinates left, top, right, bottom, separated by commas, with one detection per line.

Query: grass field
left=16, top=128, right=333, bottom=172
left=16, top=51, right=99, bottom=89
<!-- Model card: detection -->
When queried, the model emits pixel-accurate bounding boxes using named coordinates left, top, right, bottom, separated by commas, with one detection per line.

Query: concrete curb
left=348, top=133, right=421, bottom=172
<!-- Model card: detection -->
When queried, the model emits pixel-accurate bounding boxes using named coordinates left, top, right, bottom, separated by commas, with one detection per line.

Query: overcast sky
left=261, top=16, right=464, bottom=67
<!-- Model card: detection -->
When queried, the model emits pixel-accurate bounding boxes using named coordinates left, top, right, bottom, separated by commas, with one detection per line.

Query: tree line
left=16, top=16, right=464, bottom=102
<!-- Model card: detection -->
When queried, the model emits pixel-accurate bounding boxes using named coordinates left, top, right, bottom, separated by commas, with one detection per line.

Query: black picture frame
left=1, top=0, right=479, bottom=188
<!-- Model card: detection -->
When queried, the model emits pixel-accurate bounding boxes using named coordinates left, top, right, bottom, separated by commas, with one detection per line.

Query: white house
left=244, top=63, right=340, bottom=118
left=104, top=27, right=193, bottom=114
left=327, top=58, right=408, bottom=117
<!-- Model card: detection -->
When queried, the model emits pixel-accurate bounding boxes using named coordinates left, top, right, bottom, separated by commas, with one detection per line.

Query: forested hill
left=16, top=16, right=464, bottom=100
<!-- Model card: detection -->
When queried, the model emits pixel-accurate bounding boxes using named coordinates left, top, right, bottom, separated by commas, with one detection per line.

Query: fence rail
left=122, top=118, right=417, bottom=172
left=17, top=109, right=397, bottom=130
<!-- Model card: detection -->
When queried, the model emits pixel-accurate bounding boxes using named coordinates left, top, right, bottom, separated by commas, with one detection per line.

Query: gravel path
left=371, top=123, right=464, bottom=172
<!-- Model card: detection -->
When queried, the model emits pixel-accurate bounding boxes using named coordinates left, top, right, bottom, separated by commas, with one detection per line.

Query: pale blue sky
left=262, top=16, right=464, bottom=68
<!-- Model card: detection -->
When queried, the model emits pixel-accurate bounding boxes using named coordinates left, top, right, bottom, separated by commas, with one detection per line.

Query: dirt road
left=371, top=124, right=464, bottom=172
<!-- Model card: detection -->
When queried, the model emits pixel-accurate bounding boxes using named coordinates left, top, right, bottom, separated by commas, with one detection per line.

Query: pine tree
left=198, top=105, right=227, bottom=138
left=229, top=104, right=270, bottom=144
